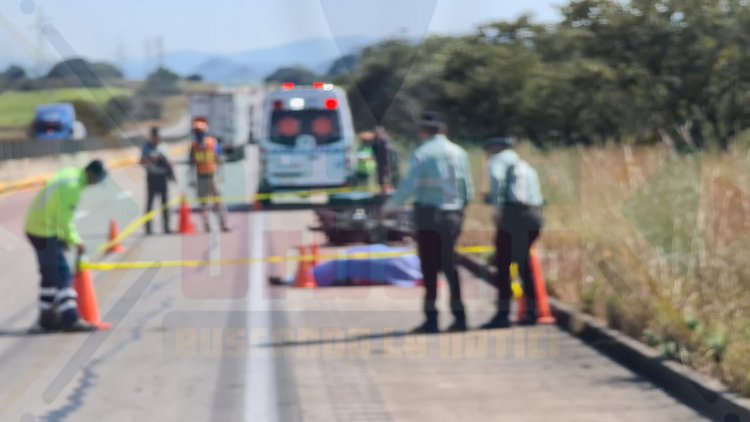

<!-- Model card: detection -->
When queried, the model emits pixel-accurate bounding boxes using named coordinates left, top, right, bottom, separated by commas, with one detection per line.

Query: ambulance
left=258, top=82, right=356, bottom=200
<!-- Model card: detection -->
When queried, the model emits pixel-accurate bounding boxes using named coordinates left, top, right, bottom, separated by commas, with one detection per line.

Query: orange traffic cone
left=530, top=250, right=556, bottom=325
left=310, top=242, right=320, bottom=266
left=293, top=246, right=317, bottom=288
left=516, top=250, right=556, bottom=324
left=178, top=195, right=196, bottom=235
left=106, top=220, right=126, bottom=254
left=74, top=260, right=112, bottom=330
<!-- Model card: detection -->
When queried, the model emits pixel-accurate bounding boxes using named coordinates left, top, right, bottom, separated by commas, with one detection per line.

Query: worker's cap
left=483, top=136, right=516, bottom=150
left=192, top=116, right=208, bottom=124
left=419, top=111, right=447, bottom=129
left=85, top=159, right=107, bottom=180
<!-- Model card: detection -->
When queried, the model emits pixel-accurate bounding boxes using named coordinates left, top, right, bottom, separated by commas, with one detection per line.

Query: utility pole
left=116, top=41, right=126, bottom=68
left=144, top=38, right=153, bottom=74
left=156, top=36, right=164, bottom=70
left=34, top=7, right=46, bottom=77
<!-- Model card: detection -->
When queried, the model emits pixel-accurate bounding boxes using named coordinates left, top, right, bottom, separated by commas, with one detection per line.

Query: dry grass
left=453, top=141, right=750, bottom=395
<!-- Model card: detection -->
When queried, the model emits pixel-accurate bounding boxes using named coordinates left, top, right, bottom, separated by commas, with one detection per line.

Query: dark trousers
left=414, top=206, right=465, bottom=322
left=494, top=204, right=542, bottom=319
left=27, top=234, right=79, bottom=326
left=145, top=174, right=169, bottom=233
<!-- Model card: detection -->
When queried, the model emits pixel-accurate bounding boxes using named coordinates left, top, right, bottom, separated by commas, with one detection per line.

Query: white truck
left=187, top=86, right=269, bottom=161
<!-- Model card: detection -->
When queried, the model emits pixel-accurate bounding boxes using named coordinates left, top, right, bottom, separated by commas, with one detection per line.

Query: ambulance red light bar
left=281, top=82, right=295, bottom=90
left=324, top=98, right=339, bottom=110
left=313, top=82, right=324, bottom=89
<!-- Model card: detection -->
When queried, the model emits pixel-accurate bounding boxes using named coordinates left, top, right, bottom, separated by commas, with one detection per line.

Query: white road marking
left=115, top=191, right=133, bottom=200
left=246, top=211, right=278, bottom=422
left=74, top=210, right=90, bottom=220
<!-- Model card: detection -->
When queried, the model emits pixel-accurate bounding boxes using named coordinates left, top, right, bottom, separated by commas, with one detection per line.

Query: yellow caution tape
left=95, top=195, right=183, bottom=256
left=82, top=245, right=496, bottom=272
left=95, top=185, right=379, bottom=253
left=194, top=185, right=378, bottom=205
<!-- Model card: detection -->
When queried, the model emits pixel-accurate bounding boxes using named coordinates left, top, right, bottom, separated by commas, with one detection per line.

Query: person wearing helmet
left=189, top=116, right=230, bottom=232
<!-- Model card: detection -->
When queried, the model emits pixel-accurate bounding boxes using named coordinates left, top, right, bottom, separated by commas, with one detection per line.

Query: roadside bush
left=71, top=99, right=113, bottom=137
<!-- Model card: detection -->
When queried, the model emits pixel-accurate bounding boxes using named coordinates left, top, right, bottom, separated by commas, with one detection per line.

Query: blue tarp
left=312, top=244, right=422, bottom=287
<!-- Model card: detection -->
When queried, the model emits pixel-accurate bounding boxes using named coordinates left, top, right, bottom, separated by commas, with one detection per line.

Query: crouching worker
left=25, top=160, right=108, bottom=332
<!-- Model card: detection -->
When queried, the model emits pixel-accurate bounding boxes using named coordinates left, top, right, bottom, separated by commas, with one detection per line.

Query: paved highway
left=0, top=145, right=707, bottom=421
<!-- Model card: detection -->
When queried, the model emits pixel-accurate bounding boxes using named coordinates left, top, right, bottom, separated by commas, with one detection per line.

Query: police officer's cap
left=419, top=111, right=447, bottom=129
left=484, top=136, right=516, bottom=150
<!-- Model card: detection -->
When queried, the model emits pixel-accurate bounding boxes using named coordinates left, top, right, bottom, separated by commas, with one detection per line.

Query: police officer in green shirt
left=381, top=112, right=474, bottom=333
left=480, top=137, right=544, bottom=329
left=25, top=160, right=108, bottom=332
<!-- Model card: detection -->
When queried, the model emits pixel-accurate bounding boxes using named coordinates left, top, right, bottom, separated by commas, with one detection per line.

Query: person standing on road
left=141, top=126, right=175, bottom=235
left=381, top=111, right=474, bottom=334
left=480, top=137, right=544, bottom=329
left=188, top=116, right=230, bottom=233
left=372, top=125, right=397, bottom=194
left=24, top=160, right=108, bottom=332
left=355, top=131, right=377, bottom=188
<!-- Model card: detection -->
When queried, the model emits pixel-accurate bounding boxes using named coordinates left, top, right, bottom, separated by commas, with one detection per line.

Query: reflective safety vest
left=355, top=145, right=376, bottom=176
left=191, top=136, right=218, bottom=176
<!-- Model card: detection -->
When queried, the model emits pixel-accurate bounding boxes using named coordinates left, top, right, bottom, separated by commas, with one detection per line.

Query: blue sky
left=0, top=0, right=564, bottom=64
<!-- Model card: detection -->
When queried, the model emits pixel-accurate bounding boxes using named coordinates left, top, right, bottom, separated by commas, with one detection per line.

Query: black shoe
left=446, top=319, right=468, bottom=332
left=410, top=320, right=439, bottom=335
left=38, top=310, right=61, bottom=331
left=480, top=314, right=511, bottom=330
left=61, top=319, right=98, bottom=333
left=221, top=225, right=231, bottom=233
left=516, top=314, right=538, bottom=327
left=163, top=228, right=172, bottom=235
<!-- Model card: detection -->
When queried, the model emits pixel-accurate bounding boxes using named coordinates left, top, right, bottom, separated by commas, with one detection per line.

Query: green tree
left=264, top=66, right=317, bottom=85
left=46, top=58, right=122, bottom=87
left=139, top=67, right=181, bottom=96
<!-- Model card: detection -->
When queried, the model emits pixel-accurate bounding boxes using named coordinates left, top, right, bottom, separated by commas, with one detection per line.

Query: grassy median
left=0, top=87, right=131, bottom=128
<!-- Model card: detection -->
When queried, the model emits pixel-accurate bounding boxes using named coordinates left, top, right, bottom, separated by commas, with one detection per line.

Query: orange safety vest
left=191, top=136, right=218, bottom=176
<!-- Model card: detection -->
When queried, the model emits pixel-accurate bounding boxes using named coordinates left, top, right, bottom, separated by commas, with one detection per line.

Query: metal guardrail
left=0, top=136, right=187, bottom=161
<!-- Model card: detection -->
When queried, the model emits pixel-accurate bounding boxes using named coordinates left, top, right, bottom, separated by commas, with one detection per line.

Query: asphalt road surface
left=0, top=145, right=708, bottom=421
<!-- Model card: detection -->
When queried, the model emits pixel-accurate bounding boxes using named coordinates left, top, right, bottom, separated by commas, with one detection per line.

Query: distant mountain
left=120, top=35, right=375, bottom=83
left=0, top=36, right=375, bottom=84
left=120, top=50, right=216, bottom=81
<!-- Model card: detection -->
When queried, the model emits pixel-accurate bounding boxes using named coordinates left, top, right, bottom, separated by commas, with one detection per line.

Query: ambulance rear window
left=270, top=110, right=341, bottom=146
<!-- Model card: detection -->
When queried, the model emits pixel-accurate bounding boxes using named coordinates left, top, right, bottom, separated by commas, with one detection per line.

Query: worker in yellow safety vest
left=24, top=160, right=107, bottom=332
left=188, top=116, right=230, bottom=232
